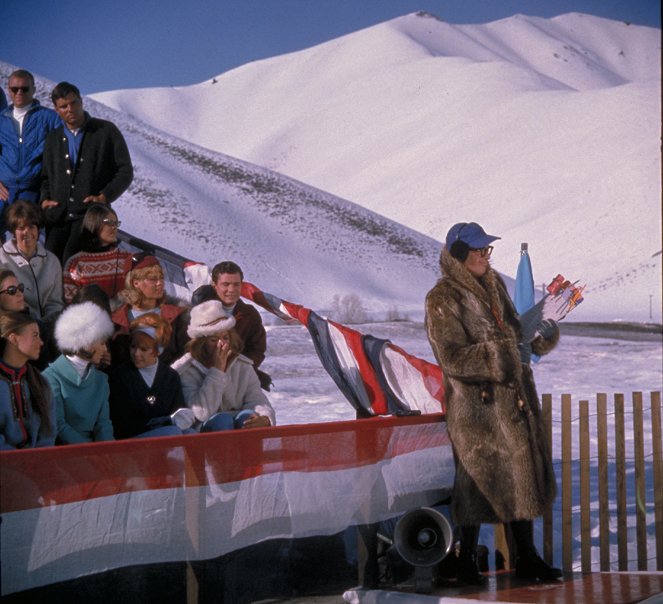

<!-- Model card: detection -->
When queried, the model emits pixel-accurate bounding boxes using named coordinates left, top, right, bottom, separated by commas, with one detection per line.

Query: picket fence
left=495, top=390, right=663, bottom=574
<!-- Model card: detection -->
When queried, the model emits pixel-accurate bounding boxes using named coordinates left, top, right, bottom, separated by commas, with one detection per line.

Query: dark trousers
left=45, top=218, right=83, bottom=265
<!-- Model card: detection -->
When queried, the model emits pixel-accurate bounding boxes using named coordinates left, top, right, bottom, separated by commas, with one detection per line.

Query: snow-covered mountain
left=0, top=63, right=448, bottom=320
left=88, top=12, right=662, bottom=323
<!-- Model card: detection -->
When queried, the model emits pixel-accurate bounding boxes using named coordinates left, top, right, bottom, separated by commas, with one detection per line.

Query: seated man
left=211, top=261, right=271, bottom=390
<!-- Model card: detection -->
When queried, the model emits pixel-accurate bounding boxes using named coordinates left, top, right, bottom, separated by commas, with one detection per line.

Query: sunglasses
left=469, top=246, right=494, bottom=258
left=9, top=86, right=31, bottom=94
left=0, top=283, right=25, bottom=296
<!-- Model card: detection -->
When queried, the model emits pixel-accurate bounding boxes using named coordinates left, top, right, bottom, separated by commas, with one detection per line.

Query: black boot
left=456, top=525, right=487, bottom=586
left=510, top=520, right=562, bottom=582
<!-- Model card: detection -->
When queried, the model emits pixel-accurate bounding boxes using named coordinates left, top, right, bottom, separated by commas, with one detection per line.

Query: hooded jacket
left=425, top=248, right=558, bottom=525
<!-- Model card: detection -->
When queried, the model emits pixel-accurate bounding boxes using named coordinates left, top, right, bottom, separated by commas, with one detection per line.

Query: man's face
left=213, top=272, right=242, bottom=306
left=8, top=75, right=34, bottom=109
left=54, top=92, right=85, bottom=129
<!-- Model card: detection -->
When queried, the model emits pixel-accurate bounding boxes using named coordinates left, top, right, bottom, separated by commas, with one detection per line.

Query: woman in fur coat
left=425, top=222, right=561, bottom=584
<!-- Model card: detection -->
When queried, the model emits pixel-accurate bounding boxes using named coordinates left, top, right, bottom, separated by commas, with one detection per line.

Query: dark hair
left=8, top=69, right=35, bottom=86
left=191, top=284, right=218, bottom=307
left=5, top=200, right=42, bottom=233
left=0, top=268, right=17, bottom=286
left=186, top=329, right=243, bottom=368
left=70, top=283, right=112, bottom=316
left=51, top=81, right=81, bottom=104
left=78, top=204, right=118, bottom=252
left=0, top=312, right=53, bottom=435
left=211, top=261, right=243, bottom=283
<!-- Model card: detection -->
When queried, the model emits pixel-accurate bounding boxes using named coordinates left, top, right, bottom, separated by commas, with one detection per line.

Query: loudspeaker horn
left=393, top=506, right=453, bottom=568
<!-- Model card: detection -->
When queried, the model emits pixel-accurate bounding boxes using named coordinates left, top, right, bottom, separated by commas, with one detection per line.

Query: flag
left=241, top=282, right=445, bottom=416
left=514, top=242, right=540, bottom=361
left=1, top=416, right=453, bottom=595
left=111, top=233, right=444, bottom=416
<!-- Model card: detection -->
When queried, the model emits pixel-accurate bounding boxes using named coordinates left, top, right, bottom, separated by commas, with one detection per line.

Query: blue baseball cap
left=445, top=222, right=501, bottom=250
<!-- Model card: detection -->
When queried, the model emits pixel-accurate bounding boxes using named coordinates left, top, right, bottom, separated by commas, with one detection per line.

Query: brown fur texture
left=425, top=248, right=559, bottom=525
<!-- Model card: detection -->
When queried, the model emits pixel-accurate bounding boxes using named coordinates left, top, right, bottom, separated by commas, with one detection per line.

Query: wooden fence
left=495, top=391, right=662, bottom=573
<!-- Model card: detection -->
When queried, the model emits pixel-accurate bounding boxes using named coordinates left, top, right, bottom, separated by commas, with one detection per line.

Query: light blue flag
left=515, top=242, right=535, bottom=315
left=514, top=242, right=540, bottom=362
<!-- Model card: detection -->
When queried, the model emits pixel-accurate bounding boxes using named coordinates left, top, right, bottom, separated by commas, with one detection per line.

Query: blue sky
left=2, top=0, right=660, bottom=94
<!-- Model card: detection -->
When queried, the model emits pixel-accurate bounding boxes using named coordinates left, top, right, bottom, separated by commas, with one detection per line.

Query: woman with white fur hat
left=43, top=301, right=116, bottom=444
left=171, top=300, right=275, bottom=431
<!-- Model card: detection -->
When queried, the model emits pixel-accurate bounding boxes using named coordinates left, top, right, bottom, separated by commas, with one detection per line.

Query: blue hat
left=445, top=222, right=500, bottom=250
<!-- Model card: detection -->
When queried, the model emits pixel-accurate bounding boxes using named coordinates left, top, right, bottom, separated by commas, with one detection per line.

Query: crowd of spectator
left=0, top=70, right=274, bottom=450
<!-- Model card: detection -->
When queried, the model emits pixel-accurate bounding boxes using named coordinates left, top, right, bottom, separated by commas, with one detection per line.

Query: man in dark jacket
left=40, top=81, right=133, bottom=263
left=211, top=260, right=271, bottom=390
left=0, top=70, right=61, bottom=236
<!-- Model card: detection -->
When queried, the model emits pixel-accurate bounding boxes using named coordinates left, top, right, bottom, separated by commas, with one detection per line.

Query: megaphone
left=393, top=507, right=454, bottom=593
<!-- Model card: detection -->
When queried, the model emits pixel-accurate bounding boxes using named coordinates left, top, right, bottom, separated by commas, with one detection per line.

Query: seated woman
left=0, top=200, right=64, bottom=325
left=0, top=269, right=55, bottom=368
left=111, top=254, right=188, bottom=366
left=109, top=313, right=193, bottom=439
left=172, top=300, right=275, bottom=431
left=43, top=301, right=116, bottom=444
left=0, top=311, right=55, bottom=449
left=62, top=203, right=132, bottom=305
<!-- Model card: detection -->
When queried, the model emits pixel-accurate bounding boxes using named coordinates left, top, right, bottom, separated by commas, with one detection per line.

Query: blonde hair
left=119, top=264, right=165, bottom=308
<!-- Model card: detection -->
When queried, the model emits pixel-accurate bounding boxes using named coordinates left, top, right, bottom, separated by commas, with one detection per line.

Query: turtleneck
left=138, top=362, right=158, bottom=387
left=65, top=355, right=91, bottom=379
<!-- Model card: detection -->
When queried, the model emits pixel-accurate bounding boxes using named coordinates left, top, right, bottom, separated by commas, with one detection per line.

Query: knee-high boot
left=456, top=525, right=486, bottom=585
left=510, top=520, right=562, bottom=581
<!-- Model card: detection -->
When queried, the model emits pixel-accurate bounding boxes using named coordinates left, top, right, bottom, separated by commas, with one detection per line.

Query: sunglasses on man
left=9, top=86, right=31, bottom=94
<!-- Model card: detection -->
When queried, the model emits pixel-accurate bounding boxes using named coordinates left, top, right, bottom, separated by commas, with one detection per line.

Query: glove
left=170, top=408, right=195, bottom=430
left=518, top=341, right=532, bottom=365
left=537, top=319, right=557, bottom=339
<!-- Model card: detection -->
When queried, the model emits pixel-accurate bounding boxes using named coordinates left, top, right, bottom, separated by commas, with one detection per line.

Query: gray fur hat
left=55, top=301, right=115, bottom=353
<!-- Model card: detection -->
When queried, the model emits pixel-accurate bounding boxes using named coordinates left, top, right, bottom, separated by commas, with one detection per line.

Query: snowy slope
left=91, top=12, right=662, bottom=322
left=0, top=62, right=449, bottom=319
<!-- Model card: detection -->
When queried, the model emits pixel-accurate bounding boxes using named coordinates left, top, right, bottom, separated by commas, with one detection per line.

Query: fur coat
left=425, top=248, right=559, bottom=525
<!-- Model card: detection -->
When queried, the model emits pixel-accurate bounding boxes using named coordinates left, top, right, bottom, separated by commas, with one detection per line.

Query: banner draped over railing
left=1, top=415, right=452, bottom=595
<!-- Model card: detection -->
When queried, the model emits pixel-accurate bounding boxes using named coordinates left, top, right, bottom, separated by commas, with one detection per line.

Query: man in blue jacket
left=40, top=81, right=133, bottom=263
left=0, top=70, right=61, bottom=237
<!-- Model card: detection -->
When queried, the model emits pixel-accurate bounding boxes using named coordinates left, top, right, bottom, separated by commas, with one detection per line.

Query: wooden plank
left=579, top=400, right=591, bottom=573
left=615, top=393, right=628, bottom=571
left=652, top=391, right=663, bottom=571
left=542, top=393, right=554, bottom=565
left=633, top=392, right=647, bottom=570
left=561, top=393, right=573, bottom=572
left=596, top=393, right=610, bottom=572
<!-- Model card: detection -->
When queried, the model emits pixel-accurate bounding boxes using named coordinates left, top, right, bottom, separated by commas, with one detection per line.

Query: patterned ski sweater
left=63, top=247, right=133, bottom=304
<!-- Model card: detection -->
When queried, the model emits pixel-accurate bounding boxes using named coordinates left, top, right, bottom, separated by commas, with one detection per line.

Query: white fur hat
left=55, top=301, right=115, bottom=353
left=187, top=300, right=236, bottom=339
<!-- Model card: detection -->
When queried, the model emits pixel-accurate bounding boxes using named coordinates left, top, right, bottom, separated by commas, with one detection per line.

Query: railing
left=495, top=391, right=663, bottom=573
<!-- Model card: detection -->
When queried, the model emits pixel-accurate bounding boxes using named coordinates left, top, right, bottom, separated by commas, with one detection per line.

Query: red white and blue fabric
left=1, top=416, right=453, bottom=595
left=241, top=282, right=445, bottom=417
